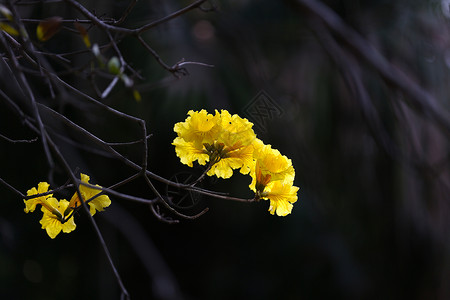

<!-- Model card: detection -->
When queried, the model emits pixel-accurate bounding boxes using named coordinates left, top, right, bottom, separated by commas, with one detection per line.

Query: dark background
left=1, top=0, right=449, bottom=299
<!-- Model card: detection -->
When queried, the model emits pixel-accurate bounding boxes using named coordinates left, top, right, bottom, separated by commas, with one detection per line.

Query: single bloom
left=173, top=109, right=257, bottom=179
left=249, top=142, right=299, bottom=216
left=68, top=173, right=111, bottom=216
left=249, top=140, right=295, bottom=191
left=40, top=198, right=76, bottom=239
left=172, top=136, right=209, bottom=167
left=206, top=142, right=255, bottom=178
left=24, top=182, right=52, bottom=213
left=263, top=181, right=299, bottom=216
left=218, top=109, right=255, bottom=145
left=212, top=110, right=257, bottom=177
left=174, top=109, right=221, bottom=149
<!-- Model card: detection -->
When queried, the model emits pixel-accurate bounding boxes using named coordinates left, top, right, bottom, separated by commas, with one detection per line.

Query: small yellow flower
left=263, top=181, right=299, bottom=216
left=212, top=110, right=256, bottom=177
left=173, top=109, right=257, bottom=179
left=218, top=109, right=255, bottom=143
left=249, top=141, right=298, bottom=216
left=206, top=143, right=254, bottom=178
left=24, top=182, right=52, bottom=213
left=174, top=109, right=221, bottom=148
left=40, top=198, right=76, bottom=239
left=249, top=140, right=295, bottom=190
left=68, top=173, right=111, bottom=216
left=172, top=137, right=209, bottom=167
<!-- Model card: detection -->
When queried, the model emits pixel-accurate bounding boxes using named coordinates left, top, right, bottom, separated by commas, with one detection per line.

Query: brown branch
left=114, top=0, right=138, bottom=26
left=136, top=35, right=188, bottom=77
left=136, top=0, right=209, bottom=34
left=64, top=0, right=209, bottom=35
left=42, top=131, right=130, bottom=300
left=0, top=31, right=54, bottom=168
left=0, top=1, right=256, bottom=299
left=64, top=0, right=133, bottom=35
left=0, top=177, right=26, bottom=197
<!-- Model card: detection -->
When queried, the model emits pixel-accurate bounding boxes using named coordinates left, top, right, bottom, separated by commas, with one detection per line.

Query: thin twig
left=0, top=177, right=26, bottom=197
left=42, top=131, right=130, bottom=299
left=106, top=134, right=153, bottom=146
left=0, top=31, right=54, bottom=168
left=136, top=0, right=209, bottom=34
left=136, top=35, right=184, bottom=76
left=0, top=133, right=37, bottom=143
left=114, top=0, right=138, bottom=25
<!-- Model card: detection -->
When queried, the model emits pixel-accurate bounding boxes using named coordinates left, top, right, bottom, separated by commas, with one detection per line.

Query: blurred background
left=0, top=0, right=449, bottom=299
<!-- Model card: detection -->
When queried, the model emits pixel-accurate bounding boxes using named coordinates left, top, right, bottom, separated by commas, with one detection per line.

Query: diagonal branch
left=136, top=0, right=209, bottom=34
left=291, top=0, right=450, bottom=137
left=0, top=32, right=54, bottom=168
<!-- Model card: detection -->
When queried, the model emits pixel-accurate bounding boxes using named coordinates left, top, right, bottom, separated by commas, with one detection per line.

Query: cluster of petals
left=250, top=140, right=299, bottom=216
left=23, top=173, right=111, bottom=239
left=173, top=109, right=299, bottom=216
left=68, top=173, right=111, bottom=216
left=173, top=109, right=256, bottom=179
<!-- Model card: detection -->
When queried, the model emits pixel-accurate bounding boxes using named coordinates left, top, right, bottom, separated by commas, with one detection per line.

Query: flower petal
left=24, top=182, right=51, bottom=213
left=172, top=137, right=208, bottom=167
left=40, top=198, right=76, bottom=238
left=264, top=181, right=299, bottom=216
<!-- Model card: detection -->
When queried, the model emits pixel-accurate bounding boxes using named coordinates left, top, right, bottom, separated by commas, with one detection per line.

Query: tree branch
left=291, top=0, right=450, bottom=137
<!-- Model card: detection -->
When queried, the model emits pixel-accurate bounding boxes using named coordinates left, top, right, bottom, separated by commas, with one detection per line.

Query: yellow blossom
left=68, top=173, right=111, bottom=216
left=174, top=109, right=221, bottom=148
left=249, top=140, right=295, bottom=190
left=173, top=109, right=257, bottom=179
left=212, top=110, right=257, bottom=176
left=249, top=141, right=298, bottom=216
left=262, top=181, right=299, bottom=216
left=172, top=108, right=299, bottom=216
left=24, top=182, right=52, bottom=213
left=218, top=109, right=255, bottom=143
left=172, top=137, right=209, bottom=167
left=206, top=143, right=254, bottom=178
left=40, top=198, right=76, bottom=239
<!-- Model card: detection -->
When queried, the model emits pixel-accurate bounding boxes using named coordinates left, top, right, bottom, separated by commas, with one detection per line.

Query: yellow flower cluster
left=173, top=109, right=299, bottom=216
left=23, top=173, right=111, bottom=239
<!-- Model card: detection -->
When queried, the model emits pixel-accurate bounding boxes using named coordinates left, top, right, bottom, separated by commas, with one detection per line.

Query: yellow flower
left=173, top=109, right=257, bottom=179
left=211, top=110, right=256, bottom=177
left=172, top=137, right=209, bottom=167
left=68, top=173, right=111, bottom=216
left=262, top=181, right=299, bottom=216
left=249, top=140, right=295, bottom=190
left=40, top=198, right=76, bottom=239
left=24, top=182, right=52, bottom=213
left=173, top=109, right=300, bottom=216
left=249, top=141, right=298, bottom=216
left=218, top=110, right=255, bottom=143
left=174, top=109, right=221, bottom=148
left=206, top=143, right=255, bottom=178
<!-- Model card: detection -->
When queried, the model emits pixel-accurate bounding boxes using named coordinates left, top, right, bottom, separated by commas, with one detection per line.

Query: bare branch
left=0, top=31, right=54, bottom=168
left=0, top=133, right=37, bottom=143
left=114, top=0, right=138, bottom=26
left=291, top=0, right=450, bottom=137
left=0, top=177, right=26, bottom=197
left=136, top=0, right=209, bottom=34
